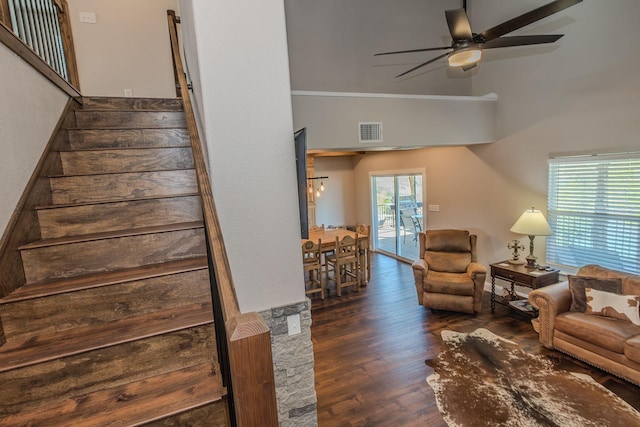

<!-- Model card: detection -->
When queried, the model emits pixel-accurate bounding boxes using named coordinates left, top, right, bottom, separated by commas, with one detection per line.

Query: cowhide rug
left=426, top=328, right=640, bottom=427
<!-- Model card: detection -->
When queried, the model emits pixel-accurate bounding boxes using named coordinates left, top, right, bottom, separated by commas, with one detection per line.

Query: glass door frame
left=369, top=168, right=426, bottom=262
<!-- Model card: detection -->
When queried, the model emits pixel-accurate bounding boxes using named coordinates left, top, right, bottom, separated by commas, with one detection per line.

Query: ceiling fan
left=375, top=0, right=582, bottom=77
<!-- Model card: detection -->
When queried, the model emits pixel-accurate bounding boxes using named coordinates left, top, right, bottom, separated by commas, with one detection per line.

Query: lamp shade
left=510, top=208, right=552, bottom=236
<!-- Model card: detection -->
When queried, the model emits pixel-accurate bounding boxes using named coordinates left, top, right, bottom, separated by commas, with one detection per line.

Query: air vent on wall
left=359, top=122, right=383, bottom=143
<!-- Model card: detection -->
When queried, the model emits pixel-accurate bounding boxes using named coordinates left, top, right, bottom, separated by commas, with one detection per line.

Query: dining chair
left=302, top=239, right=324, bottom=299
left=326, top=234, right=359, bottom=296
left=356, top=224, right=371, bottom=285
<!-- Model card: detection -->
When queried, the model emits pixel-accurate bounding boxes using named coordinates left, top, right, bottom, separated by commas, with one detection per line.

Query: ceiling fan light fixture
left=448, top=46, right=482, bottom=67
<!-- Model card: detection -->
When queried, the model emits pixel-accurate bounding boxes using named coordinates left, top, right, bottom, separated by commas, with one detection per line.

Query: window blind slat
left=547, top=155, right=640, bottom=274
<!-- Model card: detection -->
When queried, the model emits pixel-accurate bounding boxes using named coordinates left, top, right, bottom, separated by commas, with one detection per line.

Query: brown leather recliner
left=412, top=229, right=487, bottom=314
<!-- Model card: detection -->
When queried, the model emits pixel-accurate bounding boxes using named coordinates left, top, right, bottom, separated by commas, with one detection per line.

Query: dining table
left=305, top=228, right=359, bottom=251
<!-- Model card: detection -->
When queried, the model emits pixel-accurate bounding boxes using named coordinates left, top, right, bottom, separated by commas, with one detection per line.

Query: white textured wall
left=468, top=0, right=640, bottom=265
left=179, top=0, right=304, bottom=313
left=292, top=92, right=497, bottom=151
left=0, top=44, right=68, bottom=235
left=470, top=0, right=640, bottom=188
left=313, top=156, right=357, bottom=227
left=351, top=146, right=527, bottom=269
left=67, top=0, right=178, bottom=98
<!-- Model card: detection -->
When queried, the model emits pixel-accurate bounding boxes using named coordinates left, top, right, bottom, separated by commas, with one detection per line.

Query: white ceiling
left=284, top=0, right=471, bottom=96
left=283, top=0, right=579, bottom=96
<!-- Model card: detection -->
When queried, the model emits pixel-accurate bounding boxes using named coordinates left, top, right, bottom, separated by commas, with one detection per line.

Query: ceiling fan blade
left=374, top=46, right=451, bottom=56
left=395, top=51, right=451, bottom=78
left=445, top=8, right=473, bottom=41
left=483, top=34, right=563, bottom=49
left=477, top=0, right=582, bottom=43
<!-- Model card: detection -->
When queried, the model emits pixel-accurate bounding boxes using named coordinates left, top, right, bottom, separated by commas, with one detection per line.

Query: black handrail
left=205, top=228, right=236, bottom=426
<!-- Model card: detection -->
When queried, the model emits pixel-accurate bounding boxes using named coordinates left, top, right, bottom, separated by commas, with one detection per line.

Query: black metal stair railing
left=7, top=0, right=67, bottom=80
left=0, top=0, right=78, bottom=89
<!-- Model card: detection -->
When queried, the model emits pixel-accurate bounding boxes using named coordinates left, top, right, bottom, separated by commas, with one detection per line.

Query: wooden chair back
left=326, top=233, right=359, bottom=296
left=302, top=239, right=322, bottom=267
left=334, top=234, right=358, bottom=262
left=356, top=224, right=370, bottom=236
left=302, top=239, right=324, bottom=299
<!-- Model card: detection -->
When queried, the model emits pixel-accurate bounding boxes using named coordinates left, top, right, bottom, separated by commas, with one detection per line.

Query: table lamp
left=510, top=207, right=552, bottom=268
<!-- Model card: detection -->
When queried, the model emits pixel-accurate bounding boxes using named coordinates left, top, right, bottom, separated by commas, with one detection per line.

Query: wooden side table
left=490, top=261, right=559, bottom=315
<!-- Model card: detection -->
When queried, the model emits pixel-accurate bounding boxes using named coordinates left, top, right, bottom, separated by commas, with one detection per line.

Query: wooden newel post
left=226, top=312, right=279, bottom=426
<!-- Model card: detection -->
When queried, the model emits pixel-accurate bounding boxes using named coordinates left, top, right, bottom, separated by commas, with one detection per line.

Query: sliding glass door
left=371, top=173, right=424, bottom=261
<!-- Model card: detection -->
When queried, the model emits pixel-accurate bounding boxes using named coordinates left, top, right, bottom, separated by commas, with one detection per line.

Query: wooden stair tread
left=0, top=362, right=223, bottom=426
left=67, top=128, right=190, bottom=150
left=0, top=302, right=213, bottom=372
left=48, top=166, right=194, bottom=178
left=19, top=221, right=204, bottom=250
left=1, top=257, right=208, bottom=303
left=34, top=193, right=200, bottom=210
left=74, top=111, right=186, bottom=129
left=77, top=108, right=185, bottom=113
left=58, top=145, right=190, bottom=152
left=80, top=97, right=184, bottom=111
left=60, top=148, right=195, bottom=176
left=49, top=169, right=198, bottom=205
left=68, top=126, right=187, bottom=130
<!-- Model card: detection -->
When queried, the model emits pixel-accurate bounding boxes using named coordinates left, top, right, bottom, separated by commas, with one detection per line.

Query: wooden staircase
left=0, top=97, right=229, bottom=425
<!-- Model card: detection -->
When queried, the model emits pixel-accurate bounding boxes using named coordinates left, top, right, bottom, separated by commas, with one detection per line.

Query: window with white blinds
left=546, top=153, right=640, bottom=275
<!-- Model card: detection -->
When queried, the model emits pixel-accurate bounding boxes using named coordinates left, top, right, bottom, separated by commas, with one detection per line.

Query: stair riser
left=81, top=98, right=184, bottom=111
left=0, top=326, right=216, bottom=415
left=68, top=128, right=189, bottom=150
left=50, top=170, right=197, bottom=205
left=75, top=111, right=186, bottom=129
left=38, top=196, right=203, bottom=239
left=60, top=148, right=195, bottom=175
left=144, top=400, right=229, bottom=426
left=20, top=228, right=206, bottom=284
left=1, top=269, right=211, bottom=340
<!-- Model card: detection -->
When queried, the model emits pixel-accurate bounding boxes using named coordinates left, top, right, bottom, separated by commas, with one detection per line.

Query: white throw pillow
left=585, top=288, right=640, bottom=326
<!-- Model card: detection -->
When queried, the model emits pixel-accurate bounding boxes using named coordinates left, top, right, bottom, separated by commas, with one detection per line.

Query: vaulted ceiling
left=284, top=0, right=470, bottom=96
left=283, top=0, right=578, bottom=97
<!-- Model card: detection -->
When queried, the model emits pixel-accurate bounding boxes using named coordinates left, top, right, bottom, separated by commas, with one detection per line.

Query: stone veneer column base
left=259, top=298, right=318, bottom=427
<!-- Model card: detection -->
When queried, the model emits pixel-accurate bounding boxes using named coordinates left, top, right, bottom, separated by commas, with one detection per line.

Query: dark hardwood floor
left=310, top=253, right=640, bottom=427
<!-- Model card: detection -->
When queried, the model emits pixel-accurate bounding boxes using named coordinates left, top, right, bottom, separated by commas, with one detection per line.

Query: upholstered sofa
left=412, top=229, right=487, bottom=314
left=528, top=264, right=640, bottom=386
